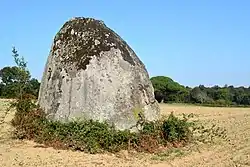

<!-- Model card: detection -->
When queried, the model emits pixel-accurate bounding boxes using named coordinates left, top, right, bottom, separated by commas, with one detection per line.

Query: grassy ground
left=0, top=100, right=249, bottom=167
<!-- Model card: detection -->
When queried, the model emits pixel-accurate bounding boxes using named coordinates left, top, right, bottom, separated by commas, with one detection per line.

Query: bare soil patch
left=0, top=100, right=249, bottom=167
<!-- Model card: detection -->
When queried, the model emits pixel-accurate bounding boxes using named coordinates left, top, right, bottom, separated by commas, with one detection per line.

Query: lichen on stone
left=53, top=17, right=136, bottom=70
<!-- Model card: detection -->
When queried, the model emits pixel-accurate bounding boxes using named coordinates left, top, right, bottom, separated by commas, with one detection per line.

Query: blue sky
left=0, top=1, right=249, bottom=87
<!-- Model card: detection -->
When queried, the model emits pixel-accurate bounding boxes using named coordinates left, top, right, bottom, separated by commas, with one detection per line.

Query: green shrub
left=141, top=121, right=161, bottom=135
left=10, top=98, right=226, bottom=154
left=10, top=98, right=46, bottom=139
left=162, top=112, right=194, bottom=142
left=32, top=118, right=139, bottom=153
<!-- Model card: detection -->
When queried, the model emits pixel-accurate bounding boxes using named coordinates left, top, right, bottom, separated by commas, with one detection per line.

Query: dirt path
left=0, top=100, right=249, bottom=167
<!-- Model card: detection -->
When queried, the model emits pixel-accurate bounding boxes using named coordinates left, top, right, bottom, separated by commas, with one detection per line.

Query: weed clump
left=162, top=112, right=195, bottom=142
left=10, top=98, right=226, bottom=154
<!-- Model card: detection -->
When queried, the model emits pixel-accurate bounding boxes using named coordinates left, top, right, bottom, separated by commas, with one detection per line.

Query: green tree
left=233, top=87, right=245, bottom=104
left=242, top=95, right=250, bottom=105
left=190, top=87, right=212, bottom=104
left=150, top=76, right=249, bottom=106
left=0, top=66, right=20, bottom=84
left=0, top=66, right=24, bottom=98
left=151, top=76, right=189, bottom=103
left=25, top=78, right=40, bottom=97
left=1, top=83, right=20, bottom=98
left=11, top=47, right=31, bottom=99
left=0, top=83, right=4, bottom=97
left=215, top=88, right=232, bottom=103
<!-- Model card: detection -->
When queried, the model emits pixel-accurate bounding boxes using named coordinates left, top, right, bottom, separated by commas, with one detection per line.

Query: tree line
left=151, top=76, right=250, bottom=106
left=1, top=48, right=249, bottom=107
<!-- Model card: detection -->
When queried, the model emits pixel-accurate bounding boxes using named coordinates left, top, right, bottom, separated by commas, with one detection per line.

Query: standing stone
left=38, top=17, right=160, bottom=131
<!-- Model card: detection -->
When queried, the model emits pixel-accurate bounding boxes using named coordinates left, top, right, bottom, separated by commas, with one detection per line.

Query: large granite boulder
left=38, top=17, right=160, bottom=131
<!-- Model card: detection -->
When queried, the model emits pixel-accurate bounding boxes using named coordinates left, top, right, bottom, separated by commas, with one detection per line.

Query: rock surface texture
left=38, top=17, right=160, bottom=131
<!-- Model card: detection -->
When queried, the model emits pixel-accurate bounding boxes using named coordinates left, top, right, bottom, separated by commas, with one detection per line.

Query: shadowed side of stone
left=38, top=17, right=160, bottom=131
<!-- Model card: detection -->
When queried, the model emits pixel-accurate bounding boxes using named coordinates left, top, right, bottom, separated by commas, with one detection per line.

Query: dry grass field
left=0, top=99, right=249, bottom=167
